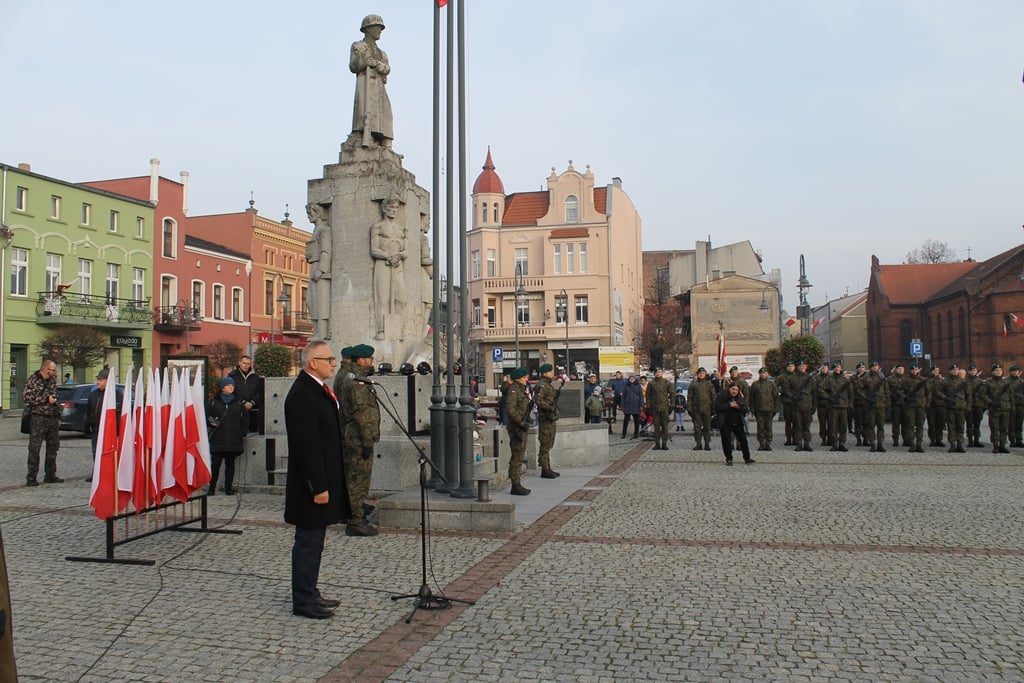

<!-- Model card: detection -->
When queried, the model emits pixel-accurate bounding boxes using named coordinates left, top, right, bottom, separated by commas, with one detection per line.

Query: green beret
left=510, top=367, right=528, bottom=379
left=1010, top=365, right=1020, bottom=372
left=967, top=363, right=976, bottom=370
left=697, top=367, right=706, bottom=373
left=831, top=361, right=842, bottom=368
left=855, top=362, right=865, bottom=369
left=349, top=343, right=375, bottom=359
left=909, top=363, right=918, bottom=369
left=340, top=346, right=353, bottom=359
left=539, top=363, right=553, bottom=374
left=786, top=360, right=795, bottom=366
left=797, top=359, right=807, bottom=365
left=869, top=360, right=879, bottom=367
left=949, top=364, right=959, bottom=371
left=992, top=363, right=1002, bottom=371
left=758, top=367, right=767, bottom=374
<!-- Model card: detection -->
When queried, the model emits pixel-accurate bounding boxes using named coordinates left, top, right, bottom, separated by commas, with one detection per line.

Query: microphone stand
left=371, top=375, right=475, bottom=622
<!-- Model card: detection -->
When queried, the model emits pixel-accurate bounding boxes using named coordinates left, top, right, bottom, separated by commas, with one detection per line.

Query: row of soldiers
left=776, top=360, right=1020, bottom=454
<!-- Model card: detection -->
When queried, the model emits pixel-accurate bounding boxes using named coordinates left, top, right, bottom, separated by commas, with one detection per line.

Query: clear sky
left=2, top=1, right=1021, bottom=309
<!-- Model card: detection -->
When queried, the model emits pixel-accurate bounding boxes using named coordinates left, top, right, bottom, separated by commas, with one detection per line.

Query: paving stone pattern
left=0, top=418, right=1021, bottom=681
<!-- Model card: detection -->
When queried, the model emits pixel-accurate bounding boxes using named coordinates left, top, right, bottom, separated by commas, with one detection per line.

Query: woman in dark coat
left=620, top=374, right=645, bottom=439
left=206, top=377, right=248, bottom=495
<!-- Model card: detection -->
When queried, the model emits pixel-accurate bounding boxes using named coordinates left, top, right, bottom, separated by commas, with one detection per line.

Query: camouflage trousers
left=782, top=403, right=795, bottom=443
left=988, top=410, right=1009, bottom=450
left=903, top=406, right=926, bottom=449
left=650, top=409, right=671, bottom=447
left=967, top=407, right=984, bottom=444
left=829, top=408, right=848, bottom=448
left=755, top=411, right=774, bottom=447
left=27, top=414, right=60, bottom=481
left=865, top=406, right=887, bottom=448
left=507, top=425, right=528, bottom=482
left=690, top=411, right=711, bottom=447
left=537, top=420, right=557, bottom=471
left=343, top=441, right=374, bottom=523
left=946, top=409, right=965, bottom=448
left=891, top=405, right=906, bottom=444
left=817, top=404, right=831, bottom=442
left=927, top=407, right=947, bottom=445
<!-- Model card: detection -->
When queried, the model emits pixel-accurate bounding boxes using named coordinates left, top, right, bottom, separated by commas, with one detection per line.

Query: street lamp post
left=268, top=272, right=290, bottom=345
left=558, top=288, right=569, bottom=376
left=513, top=263, right=526, bottom=366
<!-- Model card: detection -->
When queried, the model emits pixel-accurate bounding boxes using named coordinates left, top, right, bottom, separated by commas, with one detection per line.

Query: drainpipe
left=1, top=166, right=10, bottom=412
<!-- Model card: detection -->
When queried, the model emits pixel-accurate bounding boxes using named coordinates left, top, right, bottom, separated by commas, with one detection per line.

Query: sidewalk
left=1, top=419, right=1023, bottom=681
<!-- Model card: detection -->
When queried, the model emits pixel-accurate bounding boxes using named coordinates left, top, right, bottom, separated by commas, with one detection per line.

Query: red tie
left=323, top=383, right=338, bottom=403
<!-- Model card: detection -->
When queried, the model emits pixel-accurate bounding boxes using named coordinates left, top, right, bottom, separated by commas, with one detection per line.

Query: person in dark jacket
left=206, top=377, right=248, bottom=495
left=714, top=383, right=755, bottom=465
left=284, top=341, right=351, bottom=619
left=620, top=375, right=644, bottom=439
left=228, top=355, right=263, bottom=434
left=83, top=367, right=111, bottom=483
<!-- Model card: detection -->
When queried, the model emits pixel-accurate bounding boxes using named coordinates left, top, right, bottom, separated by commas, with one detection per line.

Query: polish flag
left=717, top=331, right=727, bottom=379
left=812, top=318, right=822, bottom=332
left=130, top=369, right=149, bottom=511
left=1011, top=313, right=1024, bottom=328
left=115, top=367, right=136, bottom=508
left=161, top=369, right=190, bottom=503
left=784, top=318, right=797, bottom=327
left=89, top=367, right=130, bottom=520
left=437, top=0, right=448, bottom=6
left=1004, top=315, right=1011, bottom=338
left=184, top=368, right=212, bottom=492
left=144, top=368, right=164, bottom=506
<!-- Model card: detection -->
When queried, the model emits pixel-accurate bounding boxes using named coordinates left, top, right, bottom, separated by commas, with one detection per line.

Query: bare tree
left=905, top=239, right=957, bottom=264
left=39, top=326, right=106, bottom=373
left=204, top=339, right=244, bottom=376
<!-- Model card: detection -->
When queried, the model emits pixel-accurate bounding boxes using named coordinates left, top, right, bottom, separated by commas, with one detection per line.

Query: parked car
left=57, top=383, right=124, bottom=434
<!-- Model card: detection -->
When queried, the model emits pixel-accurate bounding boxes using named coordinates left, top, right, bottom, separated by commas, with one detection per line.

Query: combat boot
left=876, top=443, right=886, bottom=453
left=510, top=480, right=531, bottom=495
left=540, top=468, right=560, bottom=479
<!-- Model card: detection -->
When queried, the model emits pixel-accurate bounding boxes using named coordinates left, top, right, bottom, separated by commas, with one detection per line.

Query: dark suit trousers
left=720, top=420, right=752, bottom=462
left=292, top=526, right=326, bottom=609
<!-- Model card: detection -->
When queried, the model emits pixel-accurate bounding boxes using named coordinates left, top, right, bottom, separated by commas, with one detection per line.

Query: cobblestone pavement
left=0, top=416, right=1022, bottom=682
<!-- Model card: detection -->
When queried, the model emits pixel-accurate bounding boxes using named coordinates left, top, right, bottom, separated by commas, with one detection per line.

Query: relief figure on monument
left=305, top=203, right=333, bottom=340
left=350, top=14, right=394, bottom=149
left=371, top=195, right=407, bottom=340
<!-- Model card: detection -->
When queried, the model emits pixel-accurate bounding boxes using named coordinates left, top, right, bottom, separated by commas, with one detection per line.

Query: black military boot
left=510, top=480, right=531, bottom=495
left=540, top=468, right=560, bottom=479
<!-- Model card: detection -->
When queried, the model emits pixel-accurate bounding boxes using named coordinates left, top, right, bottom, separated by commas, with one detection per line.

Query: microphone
left=347, top=372, right=383, bottom=386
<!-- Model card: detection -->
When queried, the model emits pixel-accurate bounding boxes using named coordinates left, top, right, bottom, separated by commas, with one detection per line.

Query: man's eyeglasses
left=313, top=356, right=337, bottom=363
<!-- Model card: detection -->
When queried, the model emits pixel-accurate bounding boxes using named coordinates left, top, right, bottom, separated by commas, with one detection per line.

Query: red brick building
left=867, top=244, right=1024, bottom=371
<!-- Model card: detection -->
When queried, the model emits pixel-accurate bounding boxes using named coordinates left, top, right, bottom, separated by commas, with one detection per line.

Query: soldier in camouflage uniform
left=851, top=362, right=868, bottom=445
left=814, top=363, right=832, bottom=446
left=944, top=364, right=969, bottom=453
left=823, top=361, right=853, bottom=451
left=887, top=363, right=907, bottom=447
left=964, top=363, right=985, bottom=447
left=505, top=367, right=532, bottom=495
left=23, top=359, right=63, bottom=486
left=686, top=367, right=715, bottom=450
left=339, top=344, right=381, bottom=536
left=1008, top=365, right=1024, bottom=447
left=902, top=363, right=929, bottom=453
left=791, top=360, right=816, bottom=451
left=778, top=361, right=797, bottom=445
left=646, top=368, right=675, bottom=450
left=859, top=360, right=889, bottom=452
left=926, top=365, right=947, bottom=448
left=534, top=364, right=561, bottom=478
left=980, top=363, right=1013, bottom=453
left=749, top=367, right=779, bottom=451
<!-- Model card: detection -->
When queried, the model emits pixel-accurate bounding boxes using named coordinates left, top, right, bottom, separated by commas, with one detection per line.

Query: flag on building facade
left=812, top=318, right=822, bottom=332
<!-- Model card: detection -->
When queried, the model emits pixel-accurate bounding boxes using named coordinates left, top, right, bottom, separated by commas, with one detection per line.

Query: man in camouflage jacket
left=534, top=364, right=561, bottom=478
left=339, top=344, right=381, bottom=536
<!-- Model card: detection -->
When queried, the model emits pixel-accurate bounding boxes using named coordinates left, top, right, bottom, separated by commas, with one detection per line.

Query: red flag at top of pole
left=89, top=367, right=130, bottom=520
left=437, top=0, right=448, bottom=6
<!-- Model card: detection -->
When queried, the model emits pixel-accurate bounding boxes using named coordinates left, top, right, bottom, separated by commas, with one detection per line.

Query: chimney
left=17, top=163, right=30, bottom=171
left=149, top=158, right=160, bottom=205
left=179, top=171, right=189, bottom=216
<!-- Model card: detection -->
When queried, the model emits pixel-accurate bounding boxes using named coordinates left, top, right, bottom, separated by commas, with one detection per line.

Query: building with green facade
left=0, top=163, right=154, bottom=410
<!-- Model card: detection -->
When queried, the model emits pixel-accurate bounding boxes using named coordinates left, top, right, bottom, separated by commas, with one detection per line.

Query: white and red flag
left=184, top=368, right=212, bottom=493
left=717, top=331, right=727, bottom=378
left=161, top=369, right=190, bottom=503
left=89, top=367, right=130, bottom=520
left=130, top=369, right=149, bottom=511
left=144, top=367, right=164, bottom=506
left=115, top=367, right=137, bottom=510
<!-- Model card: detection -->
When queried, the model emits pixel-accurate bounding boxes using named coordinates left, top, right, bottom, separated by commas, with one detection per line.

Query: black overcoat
left=283, top=371, right=350, bottom=528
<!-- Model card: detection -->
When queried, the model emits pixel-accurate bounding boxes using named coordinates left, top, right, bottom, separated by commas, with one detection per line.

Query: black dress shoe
left=744, top=459, right=756, bottom=464
left=293, top=605, right=333, bottom=619
left=345, top=522, right=379, bottom=537
left=316, top=597, right=341, bottom=608
left=725, top=460, right=733, bottom=466
left=43, top=476, right=64, bottom=484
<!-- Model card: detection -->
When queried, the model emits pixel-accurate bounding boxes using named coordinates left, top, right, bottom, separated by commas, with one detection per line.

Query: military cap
left=992, top=363, right=1002, bottom=371
left=758, top=367, right=768, bottom=374
left=1010, top=365, right=1020, bottom=372
left=831, top=360, right=842, bottom=368
left=786, top=360, right=795, bottom=366
left=797, top=359, right=807, bottom=366
left=96, top=367, right=110, bottom=380
left=931, top=365, right=941, bottom=372
left=869, top=360, right=879, bottom=367
left=510, top=367, right=528, bottom=379
left=967, top=363, right=977, bottom=370
left=539, top=363, right=553, bottom=374
left=340, top=346, right=354, bottom=359
left=855, top=362, right=865, bottom=369
left=909, top=362, right=918, bottom=369
left=949, top=363, right=959, bottom=371
left=349, top=343, right=375, bottom=359
left=729, top=366, right=739, bottom=372
left=697, top=367, right=707, bottom=373
left=894, top=362, right=905, bottom=369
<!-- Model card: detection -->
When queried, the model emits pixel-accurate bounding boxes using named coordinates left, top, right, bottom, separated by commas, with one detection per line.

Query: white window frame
left=132, top=267, right=145, bottom=302
left=553, top=244, right=561, bottom=274
left=486, top=249, right=496, bottom=277
left=50, top=195, right=61, bottom=220
left=514, top=248, right=529, bottom=276
left=579, top=242, right=588, bottom=273
left=565, top=195, right=579, bottom=223
left=135, top=216, right=145, bottom=239
left=232, top=287, right=243, bottom=322
left=14, top=187, right=27, bottom=212
left=109, top=210, right=119, bottom=233
left=516, top=298, right=530, bottom=325
left=213, top=284, right=225, bottom=320
left=566, top=243, right=575, bottom=274
left=105, top=263, right=120, bottom=303
left=77, top=259, right=92, bottom=300
left=81, top=203, right=91, bottom=226
left=575, top=295, right=589, bottom=323
left=45, top=253, right=62, bottom=293
left=471, top=250, right=480, bottom=279
left=162, top=218, right=177, bottom=258
left=472, top=299, right=481, bottom=327
left=10, top=247, right=28, bottom=296
left=192, top=280, right=205, bottom=318
left=161, top=275, right=177, bottom=308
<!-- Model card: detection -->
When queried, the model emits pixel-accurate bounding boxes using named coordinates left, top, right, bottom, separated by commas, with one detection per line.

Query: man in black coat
left=284, top=341, right=351, bottom=619
left=714, top=383, right=755, bottom=466
left=229, top=355, right=264, bottom=434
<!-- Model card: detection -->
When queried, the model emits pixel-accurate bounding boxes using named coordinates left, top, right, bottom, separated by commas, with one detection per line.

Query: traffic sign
left=909, top=340, right=923, bottom=356
left=492, top=347, right=504, bottom=363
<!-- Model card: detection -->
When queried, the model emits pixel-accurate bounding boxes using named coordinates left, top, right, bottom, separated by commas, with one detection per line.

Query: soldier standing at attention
left=749, top=367, right=779, bottom=451
left=944, top=364, right=968, bottom=453
left=926, top=365, right=947, bottom=448
left=791, top=360, right=816, bottom=452
left=980, top=363, right=1013, bottom=453
left=23, top=359, right=63, bottom=486
left=902, top=363, right=930, bottom=453
left=860, top=361, right=889, bottom=452
left=813, top=363, right=832, bottom=447
left=687, top=367, right=715, bottom=451
left=647, top=368, right=675, bottom=451
left=778, top=360, right=797, bottom=445
left=339, top=344, right=381, bottom=536
left=1008, top=365, right=1024, bottom=447
left=505, top=367, right=532, bottom=495
left=851, top=362, right=868, bottom=446
left=964, top=363, right=985, bottom=448
left=887, top=363, right=907, bottom=447
left=824, top=361, right=853, bottom=452
left=534, top=364, right=561, bottom=479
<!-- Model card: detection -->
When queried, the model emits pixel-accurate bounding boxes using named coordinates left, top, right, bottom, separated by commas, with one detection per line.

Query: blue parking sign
left=492, top=347, right=504, bottom=363
left=910, top=341, right=923, bottom=356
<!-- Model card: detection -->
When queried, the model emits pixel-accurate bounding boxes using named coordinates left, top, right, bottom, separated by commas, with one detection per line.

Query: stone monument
left=307, top=13, right=432, bottom=367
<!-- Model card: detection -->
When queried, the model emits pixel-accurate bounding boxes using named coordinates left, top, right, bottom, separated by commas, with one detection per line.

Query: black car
left=57, top=383, right=125, bottom=434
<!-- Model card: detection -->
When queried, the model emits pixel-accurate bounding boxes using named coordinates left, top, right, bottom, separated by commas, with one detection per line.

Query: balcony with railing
left=36, top=291, right=152, bottom=329
left=153, top=301, right=202, bottom=332
left=281, top=310, right=314, bottom=335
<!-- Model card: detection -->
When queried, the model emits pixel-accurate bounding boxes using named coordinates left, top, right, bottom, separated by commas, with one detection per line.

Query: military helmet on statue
left=361, top=14, right=385, bottom=32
